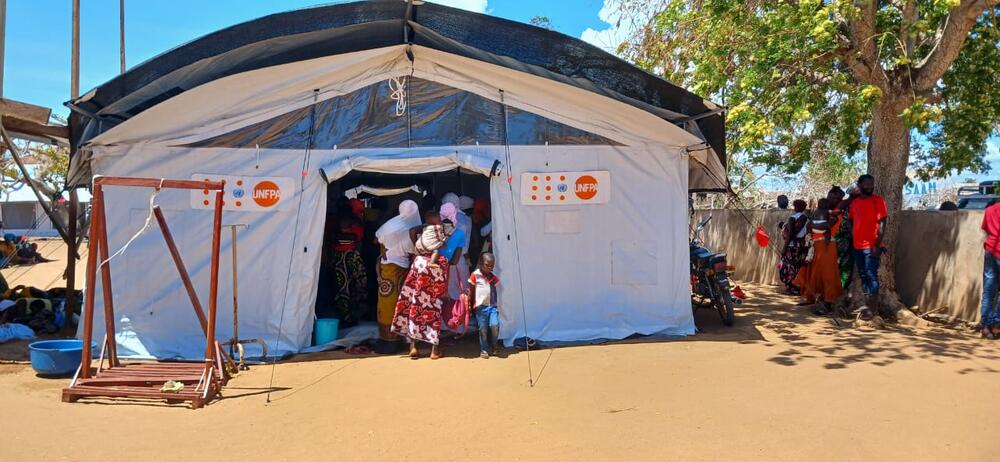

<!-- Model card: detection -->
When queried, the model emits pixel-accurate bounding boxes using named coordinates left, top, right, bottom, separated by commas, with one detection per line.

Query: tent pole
left=0, top=122, right=73, bottom=244
left=119, top=0, right=125, bottom=74
left=0, top=0, right=6, bottom=98
left=71, top=0, right=79, bottom=99
left=63, top=189, right=78, bottom=335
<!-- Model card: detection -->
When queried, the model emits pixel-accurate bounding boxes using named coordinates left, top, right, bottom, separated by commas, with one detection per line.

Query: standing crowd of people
left=321, top=191, right=498, bottom=359
left=776, top=174, right=888, bottom=320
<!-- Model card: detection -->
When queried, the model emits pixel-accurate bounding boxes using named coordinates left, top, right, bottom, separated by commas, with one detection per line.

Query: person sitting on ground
left=415, top=210, right=455, bottom=268
left=469, top=252, right=500, bottom=358
left=0, top=234, right=17, bottom=266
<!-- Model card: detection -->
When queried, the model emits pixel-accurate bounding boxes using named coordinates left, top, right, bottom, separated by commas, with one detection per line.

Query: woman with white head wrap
left=441, top=193, right=474, bottom=312
left=374, top=200, right=421, bottom=349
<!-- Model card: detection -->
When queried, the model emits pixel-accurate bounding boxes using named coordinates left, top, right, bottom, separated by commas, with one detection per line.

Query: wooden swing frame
left=62, top=176, right=233, bottom=409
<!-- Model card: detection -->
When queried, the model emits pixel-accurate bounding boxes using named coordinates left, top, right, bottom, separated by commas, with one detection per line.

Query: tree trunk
left=866, top=94, right=912, bottom=297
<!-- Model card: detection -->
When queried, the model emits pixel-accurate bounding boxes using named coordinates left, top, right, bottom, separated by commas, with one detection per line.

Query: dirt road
left=2, top=284, right=998, bottom=461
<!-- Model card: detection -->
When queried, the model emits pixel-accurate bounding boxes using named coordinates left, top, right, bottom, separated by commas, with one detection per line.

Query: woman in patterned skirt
left=391, top=203, right=466, bottom=360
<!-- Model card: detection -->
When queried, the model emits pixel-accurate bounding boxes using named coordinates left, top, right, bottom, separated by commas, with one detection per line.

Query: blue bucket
left=29, top=340, right=91, bottom=377
left=313, top=318, right=340, bottom=346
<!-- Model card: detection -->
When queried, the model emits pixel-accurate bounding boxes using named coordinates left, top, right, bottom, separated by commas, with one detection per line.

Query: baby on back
left=415, top=210, right=455, bottom=264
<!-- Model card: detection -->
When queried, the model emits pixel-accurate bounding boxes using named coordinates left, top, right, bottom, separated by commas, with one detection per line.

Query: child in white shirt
left=468, top=253, right=500, bottom=358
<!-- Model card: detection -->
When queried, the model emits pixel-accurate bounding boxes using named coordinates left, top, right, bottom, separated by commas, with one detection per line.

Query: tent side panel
left=493, top=145, right=695, bottom=344
left=84, top=146, right=323, bottom=359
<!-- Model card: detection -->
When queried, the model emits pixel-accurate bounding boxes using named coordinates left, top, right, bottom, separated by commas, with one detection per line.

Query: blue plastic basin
left=28, top=340, right=90, bottom=376
left=313, top=318, right=340, bottom=346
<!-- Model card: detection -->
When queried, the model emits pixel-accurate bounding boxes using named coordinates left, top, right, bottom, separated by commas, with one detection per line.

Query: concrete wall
left=692, top=209, right=986, bottom=323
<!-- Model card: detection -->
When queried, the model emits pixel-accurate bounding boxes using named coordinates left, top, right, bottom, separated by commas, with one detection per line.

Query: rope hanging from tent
left=266, top=87, right=321, bottom=404
left=389, top=76, right=407, bottom=117
left=99, top=179, right=165, bottom=270
left=500, top=89, right=534, bottom=388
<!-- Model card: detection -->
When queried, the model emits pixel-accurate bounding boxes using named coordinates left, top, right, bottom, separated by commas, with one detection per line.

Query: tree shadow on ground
left=739, top=283, right=1000, bottom=374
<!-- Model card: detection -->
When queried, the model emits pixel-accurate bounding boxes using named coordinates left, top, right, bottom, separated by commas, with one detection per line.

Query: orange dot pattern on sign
left=528, top=173, right=578, bottom=203
left=203, top=200, right=209, bottom=206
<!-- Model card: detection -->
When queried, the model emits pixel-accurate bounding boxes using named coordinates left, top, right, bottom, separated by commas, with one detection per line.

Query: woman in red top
left=330, top=198, right=368, bottom=327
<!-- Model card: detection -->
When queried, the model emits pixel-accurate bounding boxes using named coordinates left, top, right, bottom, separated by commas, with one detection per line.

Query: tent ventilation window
left=182, top=78, right=620, bottom=150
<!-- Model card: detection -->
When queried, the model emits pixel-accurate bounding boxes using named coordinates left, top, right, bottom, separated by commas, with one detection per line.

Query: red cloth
left=755, top=225, right=770, bottom=247
left=444, top=281, right=471, bottom=331
left=332, top=224, right=363, bottom=252
left=348, top=198, right=365, bottom=219
left=849, top=195, right=887, bottom=250
left=983, top=204, right=1000, bottom=258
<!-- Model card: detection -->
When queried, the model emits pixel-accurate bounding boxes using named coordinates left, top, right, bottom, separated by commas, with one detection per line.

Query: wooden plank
left=0, top=116, right=68, bottom=142
left=0, top=97, right=50, bottom=125
left=94, top=177, right=224, bottom=190
left=64, top=386, right=201, bottom=400
left=76, top=377, right=203, bottom=387
left=95, top=190, right=120, bottom=367
left=78, top=185, right=103, bottom=379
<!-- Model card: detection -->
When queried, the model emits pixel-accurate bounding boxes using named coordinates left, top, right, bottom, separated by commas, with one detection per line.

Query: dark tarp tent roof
left=67, top=0, right=727, bottom=190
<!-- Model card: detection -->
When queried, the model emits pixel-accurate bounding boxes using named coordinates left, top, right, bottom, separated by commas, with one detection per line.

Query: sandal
left=812, top=306, right=832, bottom=316
left=859, top=308, right=875, bottom=321
left=982, top=329, right=996, bottom=340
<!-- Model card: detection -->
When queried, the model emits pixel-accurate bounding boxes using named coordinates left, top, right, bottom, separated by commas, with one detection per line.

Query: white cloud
left=426, top=0, right=489, bottom=13
left=580, top=0, right=649, bottom=53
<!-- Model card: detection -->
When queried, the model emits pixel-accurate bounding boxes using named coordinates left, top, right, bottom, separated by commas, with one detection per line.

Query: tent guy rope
left=99, top=179, right=165, bottom=269
left=500, top=89, right=534, bottom=387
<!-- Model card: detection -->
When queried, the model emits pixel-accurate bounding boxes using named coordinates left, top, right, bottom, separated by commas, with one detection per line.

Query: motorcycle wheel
left=714, top=282, right=735, bottom=326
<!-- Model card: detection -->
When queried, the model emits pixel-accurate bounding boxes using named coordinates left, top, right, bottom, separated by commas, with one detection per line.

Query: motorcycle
left=689, top=215, right=736, bottom=326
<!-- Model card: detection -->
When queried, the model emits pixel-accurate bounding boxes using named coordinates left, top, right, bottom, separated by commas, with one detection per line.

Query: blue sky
left=2, top=0, right=613, bottom=115
left=3, top=0, right=996, bottom=185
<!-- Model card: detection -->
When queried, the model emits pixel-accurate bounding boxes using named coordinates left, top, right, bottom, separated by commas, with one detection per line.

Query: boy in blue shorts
left=468, top=253, right=500, bottom=358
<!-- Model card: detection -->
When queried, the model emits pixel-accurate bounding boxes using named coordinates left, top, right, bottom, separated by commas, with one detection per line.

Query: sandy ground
left=0, top=238, right=87, bottom=290
left=1, top=283, right=999, bottom=461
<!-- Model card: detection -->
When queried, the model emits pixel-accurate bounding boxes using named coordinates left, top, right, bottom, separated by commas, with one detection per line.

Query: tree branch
left=901, top=0, right=918, bottom=59
left=912, top=0, right=999, bottom=91
left=843, top=1, right=890, bottom=89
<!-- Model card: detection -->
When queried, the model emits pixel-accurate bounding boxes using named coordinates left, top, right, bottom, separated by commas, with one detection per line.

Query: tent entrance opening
left=314, top=169, right=492, bottom=334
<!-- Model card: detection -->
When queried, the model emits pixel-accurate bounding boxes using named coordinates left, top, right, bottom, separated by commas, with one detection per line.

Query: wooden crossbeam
left=0, top=97, right=50, bottom=125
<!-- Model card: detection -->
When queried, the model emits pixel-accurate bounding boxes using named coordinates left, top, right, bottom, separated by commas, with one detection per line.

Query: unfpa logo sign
left=192, top=174, right=293, bottom=212
left=521, top=171, right=610, bottom=206
left=252, top=181, right=281, bottom=207
left=575, top=175, right=599, bottom=200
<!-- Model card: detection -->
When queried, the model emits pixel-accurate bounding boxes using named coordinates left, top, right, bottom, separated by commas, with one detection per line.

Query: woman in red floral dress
left=391, top=203, right=466, bottom=359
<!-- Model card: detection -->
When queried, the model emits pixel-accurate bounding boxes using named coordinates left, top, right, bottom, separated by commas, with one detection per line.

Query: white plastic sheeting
left=82, top=46, right=698, bottom=359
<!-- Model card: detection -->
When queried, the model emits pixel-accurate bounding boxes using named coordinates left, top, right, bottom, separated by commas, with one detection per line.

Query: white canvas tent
left=67, top=1, right=728, bottom=359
